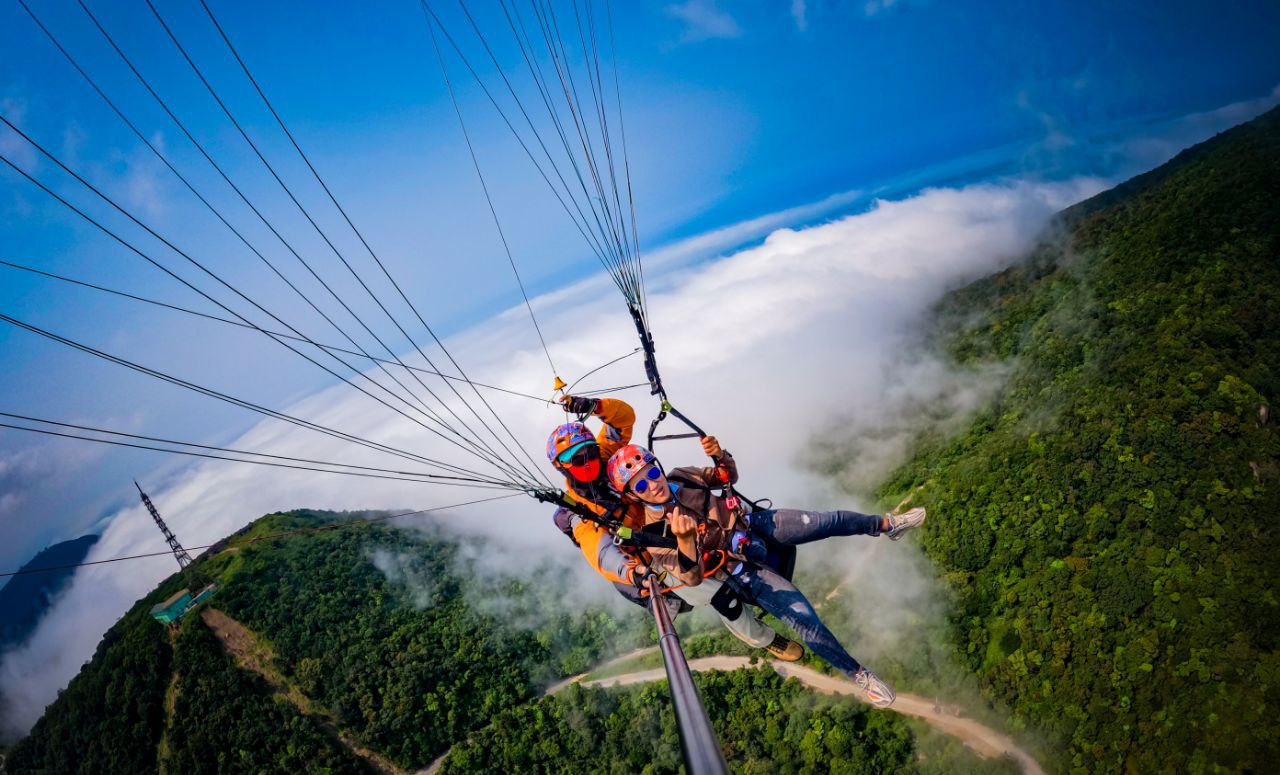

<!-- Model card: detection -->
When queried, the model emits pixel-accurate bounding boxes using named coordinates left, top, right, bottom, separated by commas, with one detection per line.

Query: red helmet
left=606, top=444, right=657, bottom=492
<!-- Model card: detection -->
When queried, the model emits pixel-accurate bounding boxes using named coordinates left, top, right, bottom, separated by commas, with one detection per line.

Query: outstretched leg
left=746, top=508, right=883, bottom=545
left=731, top=564, right=895, bottom=707
left=737, top=508, right=927, bottom=555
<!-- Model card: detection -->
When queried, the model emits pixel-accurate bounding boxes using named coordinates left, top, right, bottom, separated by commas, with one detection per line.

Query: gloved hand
left=560, top=394, right=599, bottom=415
left=630, top=562, right=666, bottom=589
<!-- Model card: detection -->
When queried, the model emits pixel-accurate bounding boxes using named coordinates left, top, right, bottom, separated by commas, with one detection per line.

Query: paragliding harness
left=541, top=307, right=792, bottom=614
left=639, top=306, right=795, bottom=615
left=629, top=306, right=795, bottom=577
left=662, top=472, right=797, bottom=578
left=636, top=471, right=795, bottom=621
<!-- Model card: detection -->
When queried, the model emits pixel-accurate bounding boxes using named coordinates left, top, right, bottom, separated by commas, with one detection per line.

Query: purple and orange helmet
left=546, top=422, right=595, bottom=464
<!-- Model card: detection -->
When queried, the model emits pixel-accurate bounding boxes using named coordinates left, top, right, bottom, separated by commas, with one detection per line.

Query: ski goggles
left=630, top=465, right=664, bottom=493
left=559, top=442, right=600, bottom=466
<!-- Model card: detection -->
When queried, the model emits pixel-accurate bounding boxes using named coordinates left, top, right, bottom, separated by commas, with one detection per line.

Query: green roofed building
left=149, top=583, right=218, bottom=625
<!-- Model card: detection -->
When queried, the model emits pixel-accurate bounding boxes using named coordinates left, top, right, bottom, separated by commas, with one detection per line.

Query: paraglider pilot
left=546, top=395, right=804, bottom=661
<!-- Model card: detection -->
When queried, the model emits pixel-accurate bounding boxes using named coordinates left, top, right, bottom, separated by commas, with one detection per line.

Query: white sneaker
left=885, top=507, right=926, bottom=540
left=851, top=667, right=896, bottom=708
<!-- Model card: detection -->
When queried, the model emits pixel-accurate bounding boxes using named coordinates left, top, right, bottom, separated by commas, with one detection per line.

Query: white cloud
left=806, top=356, right=1012, bottom=498
left=863, top=0, right=901, bottom=18
left=1113, top=84, right=1280, bottom=172
left=0, top=448, right=47, bottom=519
left=0, top=174, right=1102, bottom=738
left=60, top=124, right=87, bottom=168
left=1016, top=89, right=1077, bottom=158
left=0, top=97, right=39, bottom=172
left=0, top=412, right=137, bottom=568
left=369, top=548, right=437, bottom=609
left=121, top=153, right=168, bottom=219
left=791, top=0, right=808, bottom=31
left=666, top=0, right=742, bottom=43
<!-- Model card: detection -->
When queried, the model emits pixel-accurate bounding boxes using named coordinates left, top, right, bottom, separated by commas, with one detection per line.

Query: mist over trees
left=4, top=106, right=1278, bottom=775
left=858, top=107, right=1280, bottom=771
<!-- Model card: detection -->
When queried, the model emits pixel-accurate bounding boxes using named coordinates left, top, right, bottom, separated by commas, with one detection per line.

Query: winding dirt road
left=426, top=647, right=1047, bottom=775
left=569, top=653, right=1046, bottom=775
left=543, top=647, right=657, bottom=695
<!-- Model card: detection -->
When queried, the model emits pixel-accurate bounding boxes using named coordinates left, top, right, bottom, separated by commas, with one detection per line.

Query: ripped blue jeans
left=724, top=509, right=882, bottom=675
left=729, top=508, right=882, bottom=562
left=730, top=563, right=863, bottom=675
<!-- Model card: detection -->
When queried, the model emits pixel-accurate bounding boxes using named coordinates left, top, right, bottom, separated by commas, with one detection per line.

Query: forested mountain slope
left=8, top=107, right=1276, bottom=775
left=3, top=511, right=646, bottom=773
left=865, top=106, right=1280, bottom=772
left=0, top=535, right=98, bottom=650
left=5, top=510, right=1020, bottom=774
left=442, top=668, right=920, bottom=774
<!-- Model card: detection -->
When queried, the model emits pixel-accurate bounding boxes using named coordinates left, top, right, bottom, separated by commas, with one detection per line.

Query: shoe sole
left=863, top=688, right=896, bottom=707
left=767, top=642, right=804, bottom=662
left=888, top=511, right=927, bottom=541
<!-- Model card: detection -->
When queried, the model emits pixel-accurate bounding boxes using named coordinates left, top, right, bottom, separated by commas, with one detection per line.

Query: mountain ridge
left=6, top=107, right=1280, bottom=773
left=0, top=534, right=99, bottom=652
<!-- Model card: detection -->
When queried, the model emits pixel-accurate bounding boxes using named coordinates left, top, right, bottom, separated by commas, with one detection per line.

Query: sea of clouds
left=2, top=71, right=1278, bottom=747
left=0, top=174, right=1107, bottom=738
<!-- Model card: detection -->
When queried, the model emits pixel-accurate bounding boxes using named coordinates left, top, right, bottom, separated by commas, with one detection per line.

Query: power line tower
left=135, top=481, right=193, bottom=570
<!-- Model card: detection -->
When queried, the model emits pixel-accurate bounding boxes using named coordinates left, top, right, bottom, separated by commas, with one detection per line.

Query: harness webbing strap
left=629, top=305, right=661, bottom=396
left=533, top=488, right=679, bottom=550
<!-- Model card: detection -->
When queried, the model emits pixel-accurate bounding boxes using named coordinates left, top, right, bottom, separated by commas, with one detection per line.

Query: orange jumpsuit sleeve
left=572, top=517, right=639, bottom=586
left=592, top=398, right=635, bottom=460
left=576, top=517, right=645, bottom=584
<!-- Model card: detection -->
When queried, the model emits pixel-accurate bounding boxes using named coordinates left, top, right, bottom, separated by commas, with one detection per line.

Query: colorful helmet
left=547, top=422, right=595, bottom=463
left=607, top=444, right=657, bottom=492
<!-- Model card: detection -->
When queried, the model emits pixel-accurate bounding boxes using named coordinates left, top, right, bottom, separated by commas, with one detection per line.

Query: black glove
left=561, top=395, right=599, bottom=415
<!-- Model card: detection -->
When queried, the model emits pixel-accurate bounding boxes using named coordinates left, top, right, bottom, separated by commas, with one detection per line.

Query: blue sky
left=0, top=0, right=1278, bottom=569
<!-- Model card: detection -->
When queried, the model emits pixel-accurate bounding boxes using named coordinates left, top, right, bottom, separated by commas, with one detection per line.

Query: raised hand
left=669, top=507, right=699, bottom=538
left=559, top=394, right=598, bottom=415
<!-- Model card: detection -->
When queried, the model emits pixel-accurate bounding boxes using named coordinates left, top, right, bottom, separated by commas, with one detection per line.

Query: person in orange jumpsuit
left=546, top=394, right=802, bottom=660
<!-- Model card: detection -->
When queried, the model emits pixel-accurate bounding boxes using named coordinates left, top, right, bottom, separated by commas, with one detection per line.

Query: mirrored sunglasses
left=631, top=465, right=663, bottom=493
